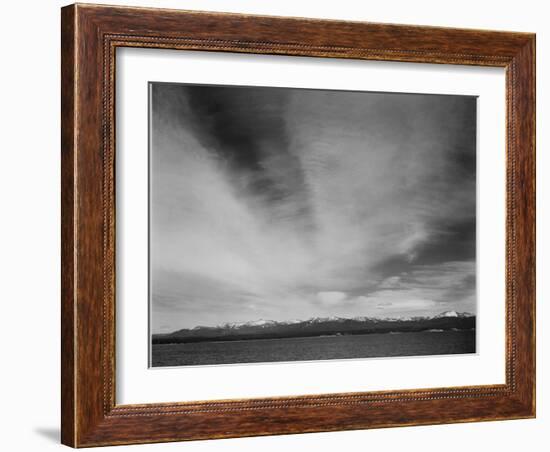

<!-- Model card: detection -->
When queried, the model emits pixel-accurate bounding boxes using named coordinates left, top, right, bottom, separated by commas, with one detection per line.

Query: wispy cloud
left=150, top=83, right=476, bottom=332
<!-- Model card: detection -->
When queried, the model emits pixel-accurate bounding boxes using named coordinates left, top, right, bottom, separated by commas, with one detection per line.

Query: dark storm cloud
left=150, top=83, right=477, bottom=332
left=184, top=85, right=290, bottom=172
left=413, top=218, right=476, bottom=265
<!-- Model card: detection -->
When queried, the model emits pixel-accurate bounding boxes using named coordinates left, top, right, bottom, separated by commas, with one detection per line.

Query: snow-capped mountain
left=434, top=310, right=473, bottom=318
left=222, top=319, right=277, bottom=328
left=154, top=311, right=476, bottom=344
left=210, top=311, right=473, bottom=329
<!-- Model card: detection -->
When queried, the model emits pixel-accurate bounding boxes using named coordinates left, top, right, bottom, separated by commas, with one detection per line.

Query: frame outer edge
left=514, top=35, right=536, bottom=416
left=61, top=3, right=77, bottom=448
left=531, top=35, right=536, bottom=417
left=60, top=3, right=536, bottom=447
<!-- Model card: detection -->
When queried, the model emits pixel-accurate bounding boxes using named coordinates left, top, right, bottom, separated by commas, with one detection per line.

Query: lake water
left=151, top=330, right=475, bottom=367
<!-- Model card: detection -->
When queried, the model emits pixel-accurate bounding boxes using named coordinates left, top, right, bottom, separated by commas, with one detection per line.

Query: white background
left=117, top=49, right=506, bottom=404
left=0, top=1, right=546, bottom=451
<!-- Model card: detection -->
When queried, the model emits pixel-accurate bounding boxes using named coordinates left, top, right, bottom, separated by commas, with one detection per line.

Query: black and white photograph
left=149, top=82, right=477, bottom=367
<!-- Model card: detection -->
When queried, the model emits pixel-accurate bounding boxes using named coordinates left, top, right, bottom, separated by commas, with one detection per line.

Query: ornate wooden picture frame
left=61, top=3, right=535, bottom=447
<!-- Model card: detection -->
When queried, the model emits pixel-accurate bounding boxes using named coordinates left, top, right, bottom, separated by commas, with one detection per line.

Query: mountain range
left=152, top=311, right=475, bottom=344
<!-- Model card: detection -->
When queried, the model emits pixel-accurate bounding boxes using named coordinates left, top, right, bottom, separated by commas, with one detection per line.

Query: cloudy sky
left=149, top=83, right=476, bottom=333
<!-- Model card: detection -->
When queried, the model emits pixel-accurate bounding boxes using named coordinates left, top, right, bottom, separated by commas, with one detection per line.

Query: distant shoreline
left=152, top=314, right=476, bottom=345
left=153, top=328, right=474, bottom=345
